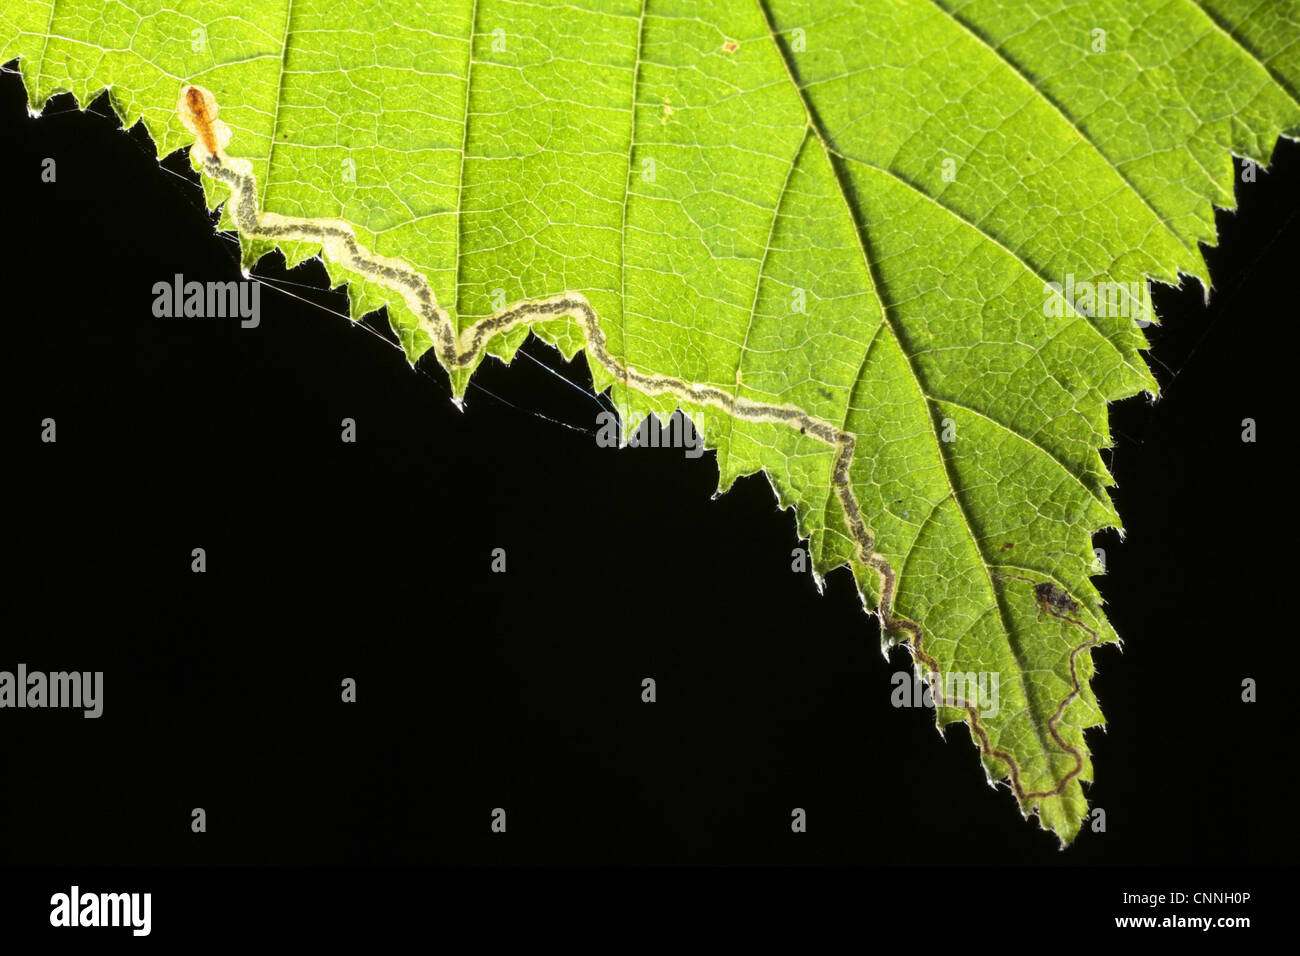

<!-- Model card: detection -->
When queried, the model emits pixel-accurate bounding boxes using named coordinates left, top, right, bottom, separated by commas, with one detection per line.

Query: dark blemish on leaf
left=1034, top=581, right=1080, bottom=616
left=1001, top=542, right=1014, bottom=551
left=723, top=40, right=739, bottom=53
left=994, top=571, right=1080, bottom=617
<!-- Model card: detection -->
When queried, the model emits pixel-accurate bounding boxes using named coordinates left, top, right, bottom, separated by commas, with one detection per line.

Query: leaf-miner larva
left=177, top=84, right=228, bottom=160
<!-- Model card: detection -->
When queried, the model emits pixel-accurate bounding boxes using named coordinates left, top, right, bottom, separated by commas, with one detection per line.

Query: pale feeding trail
left=178, top=84, right=1096, bottom=809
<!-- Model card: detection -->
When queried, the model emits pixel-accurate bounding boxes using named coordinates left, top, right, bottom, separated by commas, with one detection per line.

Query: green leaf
left=5, top=0, right=1297, bottom=844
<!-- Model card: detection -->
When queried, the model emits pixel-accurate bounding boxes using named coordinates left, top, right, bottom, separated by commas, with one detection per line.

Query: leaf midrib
left=262, top=0, right=295, bottom=210
left=753, top=0, right=1056, bottom=771
left=453, top=0, right=480, bottom=335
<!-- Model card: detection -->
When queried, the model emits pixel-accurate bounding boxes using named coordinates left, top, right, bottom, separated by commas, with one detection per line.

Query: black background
left=1, top=65, right=1296, bottom=933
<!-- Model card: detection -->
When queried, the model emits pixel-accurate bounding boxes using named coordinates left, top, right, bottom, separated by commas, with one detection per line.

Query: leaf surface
left=5, top=0, right=1298, bottom=842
